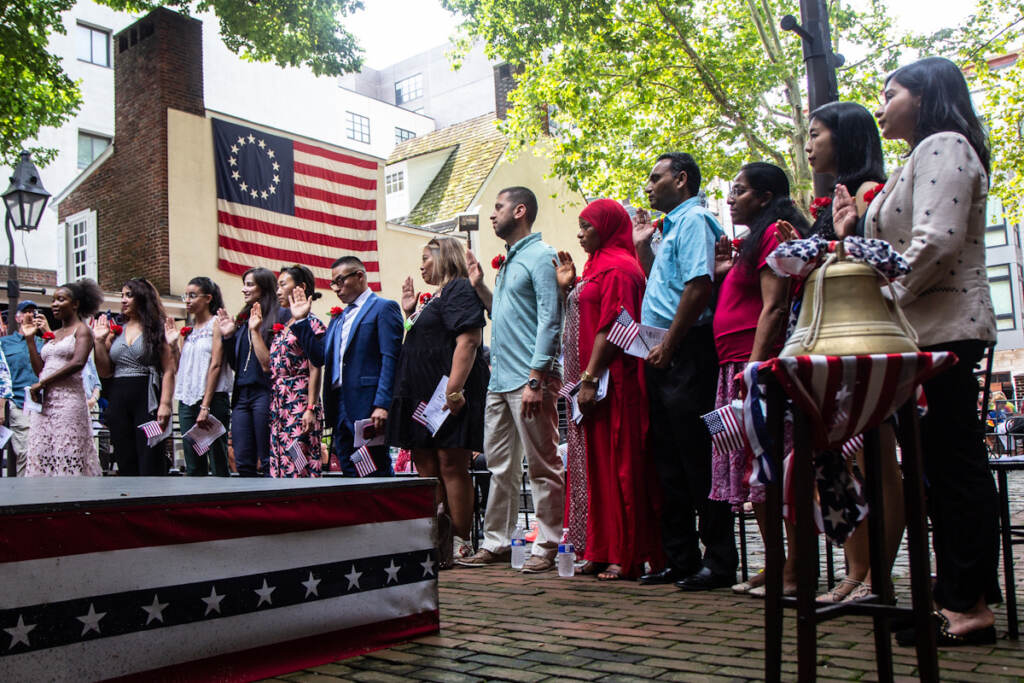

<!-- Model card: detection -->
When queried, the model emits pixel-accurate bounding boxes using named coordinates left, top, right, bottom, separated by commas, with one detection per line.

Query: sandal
left=817, top=577, right=864, bottom=603
left=842, top=581, right=873, bottom=602
left=578, top=561, right=602, bottom=575
left=732, top=570, right=765, bottom=594
left=597, top=564, right=624, bottom=581
left=895, top=610, right=996, bottom=647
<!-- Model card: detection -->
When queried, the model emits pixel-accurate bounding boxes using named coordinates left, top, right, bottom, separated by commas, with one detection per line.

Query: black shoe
left=894, top=611, right=997, bottom=647
left=639, top=567, right=687, bottom=585
left=674, top=567, right=736, bottom=591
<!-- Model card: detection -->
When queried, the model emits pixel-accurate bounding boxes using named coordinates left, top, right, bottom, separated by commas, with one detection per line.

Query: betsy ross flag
left=212, top=118, right=381, bottom=291
left=351, top=445, right=377, bottom=477
left=702, top=402, right=747, bottom=454
left=606, top=308, right=640, bottom=350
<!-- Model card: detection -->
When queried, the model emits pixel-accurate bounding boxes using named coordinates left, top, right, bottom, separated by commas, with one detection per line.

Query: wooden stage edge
left=0, top=476, right=440, bottom=683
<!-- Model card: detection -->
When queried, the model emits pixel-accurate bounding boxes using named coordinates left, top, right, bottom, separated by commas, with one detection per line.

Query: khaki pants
left=8, top=402, right=31, bottom=476
left=481, top=387, right=564, bottom=558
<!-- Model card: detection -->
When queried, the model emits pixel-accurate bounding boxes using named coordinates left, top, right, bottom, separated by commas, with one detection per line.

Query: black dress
left=388, top=278, right=489, bottom=451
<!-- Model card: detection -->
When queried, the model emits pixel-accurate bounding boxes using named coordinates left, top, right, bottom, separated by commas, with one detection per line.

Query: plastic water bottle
left=510, top=525, right=527, bottom=569
left=557, top=528, right=575, bottom=577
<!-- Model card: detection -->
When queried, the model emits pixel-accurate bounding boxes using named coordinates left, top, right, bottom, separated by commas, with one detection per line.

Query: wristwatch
left=527, top=377, right=541, bottom=391
left=447, top=390, right=465, bottom=402
left=580, top=371, right=599, bottom=385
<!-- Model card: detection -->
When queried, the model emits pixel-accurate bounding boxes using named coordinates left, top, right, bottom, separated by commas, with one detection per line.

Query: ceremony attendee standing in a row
left=174, top=277, right=233, bottom=476
left=22, top=280, right=104, bottom=476
left=0, top=301, right=43, bottom=475
left=633, top=154, right=738, bottom=589
left=291, top=257, right=402, bottom=477
left=460, top=187, right=565, bottom=573
left=216, top=267, right=278, bottom=476
left=94, top=278, right=175, bottom=476
left=391, top=237, right=489, bottom=566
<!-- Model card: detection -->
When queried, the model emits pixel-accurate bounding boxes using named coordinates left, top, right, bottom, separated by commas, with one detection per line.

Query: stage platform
left=0, top=477, right=439, bottom=682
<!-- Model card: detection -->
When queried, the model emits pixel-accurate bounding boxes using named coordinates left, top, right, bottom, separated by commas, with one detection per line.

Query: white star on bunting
left=254, top=579, right=275, bottom=607
left=77, top=603, right=106, bottom=636
left=141, top=594, right=169, bottom=624
left=202, top=586, right=225, bottom=616
left=301, top=571, right=321, bottom=598
left=384, top=559, right=401, bottom=585
left=420, top=554, right=436, bottom=577
left=345, top=565, right=363, bottom=590
left=4, top=615, right=35, bottom=649
left=826, top=506, right=846, bottom=528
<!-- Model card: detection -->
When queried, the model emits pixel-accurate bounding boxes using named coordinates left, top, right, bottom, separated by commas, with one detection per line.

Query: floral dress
left=268, top=316, right=325, bottom=477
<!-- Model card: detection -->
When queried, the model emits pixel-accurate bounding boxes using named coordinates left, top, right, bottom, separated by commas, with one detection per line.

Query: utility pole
left=782, top=0, right=845, bottom=198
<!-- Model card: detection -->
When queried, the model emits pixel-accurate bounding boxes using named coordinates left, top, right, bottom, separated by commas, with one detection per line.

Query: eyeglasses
left=728, top=184, right=751, bottom=198
left=180, top=292, right=206, bottom=302
left=330, top=271, right=364, bottom=288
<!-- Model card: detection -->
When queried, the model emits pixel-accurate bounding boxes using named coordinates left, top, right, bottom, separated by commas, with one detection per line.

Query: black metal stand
left=763, top=383, right=939, bottom=682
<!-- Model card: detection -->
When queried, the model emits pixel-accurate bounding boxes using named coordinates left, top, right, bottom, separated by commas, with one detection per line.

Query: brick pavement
left=265, top=556, right=1024, bottom=683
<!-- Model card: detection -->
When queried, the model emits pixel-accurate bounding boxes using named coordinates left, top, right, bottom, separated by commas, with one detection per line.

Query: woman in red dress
left=556, top=199, right=663, bottom=580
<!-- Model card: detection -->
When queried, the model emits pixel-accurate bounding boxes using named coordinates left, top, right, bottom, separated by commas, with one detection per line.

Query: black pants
left=106, top=376, right=169, bottom=476
left=645, top=324, right=737, bottom=577
left=333, top=422, right=393, bottom=477
left=919, top=339, right=1001, bottom=612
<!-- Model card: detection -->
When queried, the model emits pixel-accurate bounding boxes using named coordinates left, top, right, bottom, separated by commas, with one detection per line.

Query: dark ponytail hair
left=279, top=264, right=321, bottom=302
left=59, top=279, right=104, bottom=319
left=123, top=278, right=167, bottom=368
left=735, top=162, right=810, bottom=269
left=188, top=276, right=224, bottom=316
left=240, top=267, right=279, bottom=346
left=886, top=56, right=990, bottom=174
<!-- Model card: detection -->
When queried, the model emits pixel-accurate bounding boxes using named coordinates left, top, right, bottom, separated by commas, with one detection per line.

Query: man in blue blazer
left=290, top=256, right=404, bottom=476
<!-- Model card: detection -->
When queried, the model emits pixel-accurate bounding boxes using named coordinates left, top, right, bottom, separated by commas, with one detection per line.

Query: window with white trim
left=76, top=23, right=110, bottom=67
left=385, top=171, right=405, bottom=194
left=346, top=112, right=370, bottom=143
left=395, top=127, right=416, bottom=144
left=58, top=210, right=98, bottom=283
left=988, top=264, right=1016, bottom=331
left=986, top=195, right=1008, bottom=247
left=77, top=131, right=110, bottom=169
left=395, top=74, right=423, bottom=105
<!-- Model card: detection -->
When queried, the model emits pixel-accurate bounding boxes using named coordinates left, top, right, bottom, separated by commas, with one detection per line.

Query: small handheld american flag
left=412, top=402, right=429, bottom=428
left=351, top=445, right=376, bottom=477
left=139, top=421, right=164, bottom=439
left=288, top=440, right=309, bottom=477
left=190, top=437, right=211, bottom=456
left=606, top=308, right=640, bottom=350
left=702, top=403, right=747, bottom=454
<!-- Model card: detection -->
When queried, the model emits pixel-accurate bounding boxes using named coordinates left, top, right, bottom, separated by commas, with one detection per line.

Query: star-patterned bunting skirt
left=0, top=478, right=439, bottom=681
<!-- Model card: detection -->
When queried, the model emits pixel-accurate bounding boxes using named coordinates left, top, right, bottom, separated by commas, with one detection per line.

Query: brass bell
left=780, top=243, right=919, bottom=357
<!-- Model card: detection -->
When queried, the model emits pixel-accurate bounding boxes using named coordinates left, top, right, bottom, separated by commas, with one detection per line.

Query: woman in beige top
left=836, top=56, right=998, bottom=646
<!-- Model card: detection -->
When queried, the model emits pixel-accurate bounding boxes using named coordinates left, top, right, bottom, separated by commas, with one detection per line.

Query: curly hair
left=59, top=279, right=104, bottom=318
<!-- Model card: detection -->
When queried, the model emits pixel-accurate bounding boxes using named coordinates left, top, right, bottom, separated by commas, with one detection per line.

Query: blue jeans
left=232, top=385, right=271, bottom=477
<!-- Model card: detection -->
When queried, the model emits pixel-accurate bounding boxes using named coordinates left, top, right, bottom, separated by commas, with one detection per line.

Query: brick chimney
left=58, top=8, right=204, bottom=293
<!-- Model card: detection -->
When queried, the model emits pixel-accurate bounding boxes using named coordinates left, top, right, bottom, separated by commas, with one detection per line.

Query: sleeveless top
left=174, top=319, right=234, bottom=405
left=110, top=333, right=152, bottom=378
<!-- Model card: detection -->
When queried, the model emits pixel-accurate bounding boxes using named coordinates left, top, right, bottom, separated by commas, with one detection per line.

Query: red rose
left=330, top=306, right=343, bottom=317
left=109, top=323, right=123, bottom=335
left=863, top=182, right=885, bottom=204
left=41, top=331, right=55, bottom=341
left=419, top=292, right=432, bottom=305
left=491, top=254, right=506, bottom=269
left=180, top=326, right=193, bottom=338
left=809, top=196, right=832, bottom=220
left=731, top=238, right=743, bottom=252
left=273, top=323, right=285, bottom=333
left=575, top=276, right=582, bottom=284
left=235, top=312, right=249, bottom=326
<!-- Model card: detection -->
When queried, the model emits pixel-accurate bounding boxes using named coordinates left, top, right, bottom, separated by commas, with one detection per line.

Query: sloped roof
left=388, top=113, right=507, bottom=227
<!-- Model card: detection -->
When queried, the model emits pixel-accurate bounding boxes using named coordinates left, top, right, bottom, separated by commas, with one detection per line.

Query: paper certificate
left=567, top=369, right=610, bottom=424
left=623, top=324, right=668, bottom=359
left=23, top=387, right=43, bottom=414
left=353, top=417, right=387, bottom=448
left=412, top=375, right=451, bottom=436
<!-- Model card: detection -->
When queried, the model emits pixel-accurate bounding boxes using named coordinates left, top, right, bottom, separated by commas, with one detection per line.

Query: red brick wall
left=58, top=8, right=204, bottom=294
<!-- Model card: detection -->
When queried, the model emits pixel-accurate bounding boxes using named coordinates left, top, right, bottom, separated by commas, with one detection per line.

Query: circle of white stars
left=228, top=133, right=280, bottom=202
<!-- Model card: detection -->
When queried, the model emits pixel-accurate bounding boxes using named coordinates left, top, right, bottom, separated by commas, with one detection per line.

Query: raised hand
left=553, top=251, right=577, bottom=293
left=215, top=308, right=237, bottom=338
left=20, top=315, right=38, bottom=338
left=466, top=249, right=483, bottom=289
left=714, top=235, right=733, bottom=280
left=92, top=314, right=110, bottom=342
left=400, top=276, right=417, bottom=317
left=34, top=312, right=51, bottom=334
left=289, top=288, right=312, bottom=321
left=832, top=185, right=858, bottom=238
left=776, top=220, right=800, bottom=243
left=632, top=208, right=656, bottom=246
left=164, top=316, right=180, bottom=347
left=248, top=302, right=263, bottom=331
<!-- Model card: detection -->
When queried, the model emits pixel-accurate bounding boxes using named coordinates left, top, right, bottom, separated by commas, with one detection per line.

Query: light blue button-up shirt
left=641, top=196, right=725, bottom=329
left=489, top=232, right=563, bottom=393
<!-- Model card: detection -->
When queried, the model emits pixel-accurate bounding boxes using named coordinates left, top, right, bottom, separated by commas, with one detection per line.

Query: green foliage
left=0, top=0, right=82, bottom=168
left=445, top=0, right=1022, bottom=217
left=1, top=0, right=364, bottom=168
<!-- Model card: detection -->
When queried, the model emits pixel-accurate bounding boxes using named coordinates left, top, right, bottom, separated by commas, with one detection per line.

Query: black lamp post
left=2, top=150, right=51, bottom=313
left=781, top=0, right=845, bottom=198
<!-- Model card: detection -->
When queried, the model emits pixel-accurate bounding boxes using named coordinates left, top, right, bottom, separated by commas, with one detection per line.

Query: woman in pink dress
left=23, top=280, right=105, bottom=476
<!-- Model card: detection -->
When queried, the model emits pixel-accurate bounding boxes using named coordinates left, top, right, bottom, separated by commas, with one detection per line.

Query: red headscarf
left=579, top=199, right=643, bottom=281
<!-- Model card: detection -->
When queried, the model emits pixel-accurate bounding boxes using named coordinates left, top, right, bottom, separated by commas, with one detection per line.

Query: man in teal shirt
left=0, top=301, right=44, bottom=476
left=633, top=153, right=738, bottom=590
left=459, top=186, right=565, bottom=573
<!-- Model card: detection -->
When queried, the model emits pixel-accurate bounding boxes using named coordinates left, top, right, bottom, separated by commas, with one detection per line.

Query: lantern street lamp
left=2, top=150, right=51, bottom=311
